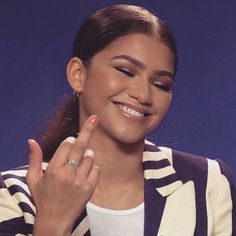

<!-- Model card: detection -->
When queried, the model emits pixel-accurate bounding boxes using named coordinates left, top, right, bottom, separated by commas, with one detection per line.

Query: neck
left=86, top=128, right=145, bottom=209
left=88, top=129, right=145, bottom=184
left=79, top=111, right=145, bottom=178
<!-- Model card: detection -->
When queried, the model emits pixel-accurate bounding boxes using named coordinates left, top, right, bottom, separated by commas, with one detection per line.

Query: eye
left=115, top=67, right=134, bottom=77
left=152, top=81, right=172, bottom=92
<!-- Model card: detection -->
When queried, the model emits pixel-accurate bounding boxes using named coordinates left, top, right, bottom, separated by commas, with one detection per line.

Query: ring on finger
left=67, top=159, right=79, bottom=168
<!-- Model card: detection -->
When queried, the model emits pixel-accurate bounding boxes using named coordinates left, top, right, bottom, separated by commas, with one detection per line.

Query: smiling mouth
left=113, top=102, right=150, bottom=121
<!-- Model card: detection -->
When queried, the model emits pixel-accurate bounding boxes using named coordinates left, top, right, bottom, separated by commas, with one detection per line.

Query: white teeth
left=118, top=104, right=144, bottom=118
left=127, top=108, right=132, bottom=113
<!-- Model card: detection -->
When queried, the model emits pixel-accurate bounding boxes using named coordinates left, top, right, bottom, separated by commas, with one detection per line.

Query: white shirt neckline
left=86, top=201, right=144, bottom=215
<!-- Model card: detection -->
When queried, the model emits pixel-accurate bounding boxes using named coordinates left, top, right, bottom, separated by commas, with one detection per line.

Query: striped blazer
left=0, top=141, right=235, bottom=235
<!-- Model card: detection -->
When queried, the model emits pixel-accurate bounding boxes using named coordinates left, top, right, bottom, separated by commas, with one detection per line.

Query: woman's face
left=78, top=33, right=175, bottom=144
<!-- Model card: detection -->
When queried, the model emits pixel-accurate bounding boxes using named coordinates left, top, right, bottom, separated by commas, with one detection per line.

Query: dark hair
left=73, top=5, right=177, bottom=70
left=41, top=4, right=178, bottom=161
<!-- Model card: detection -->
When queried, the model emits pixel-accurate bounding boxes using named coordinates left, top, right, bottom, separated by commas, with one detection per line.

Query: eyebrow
left=154, top=70, right=174, bottom=80
left=111, top=55, right=145, bottom=69
left=110, top=54, right=174, bottom=80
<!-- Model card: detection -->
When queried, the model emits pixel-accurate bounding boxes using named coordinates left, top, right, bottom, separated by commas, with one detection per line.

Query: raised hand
left=26, top=115, right=100, bottom=236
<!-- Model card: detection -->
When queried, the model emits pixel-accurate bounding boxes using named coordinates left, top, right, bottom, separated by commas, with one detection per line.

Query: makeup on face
left=78, top=34, right=174, bottom=143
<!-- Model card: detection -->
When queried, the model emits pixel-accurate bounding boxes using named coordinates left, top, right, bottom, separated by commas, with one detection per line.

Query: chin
left=109, top=128, right=147, bottom=145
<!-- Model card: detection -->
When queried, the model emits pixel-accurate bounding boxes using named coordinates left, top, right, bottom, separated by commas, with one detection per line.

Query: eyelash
left=152, top=82, right=171, bottom=92
left=115, top=67, right=171, bottom=92
left=115, top=67, right=134, bottom=77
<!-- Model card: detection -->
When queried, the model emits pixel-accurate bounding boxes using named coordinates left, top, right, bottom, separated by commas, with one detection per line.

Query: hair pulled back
left=41, top=4, right=178, bottom=161
left=73, top=5, right=177, bottom=70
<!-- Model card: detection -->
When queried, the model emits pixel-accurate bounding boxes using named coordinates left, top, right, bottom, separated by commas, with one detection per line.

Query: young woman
left=0, top=4, right=235, bottom=236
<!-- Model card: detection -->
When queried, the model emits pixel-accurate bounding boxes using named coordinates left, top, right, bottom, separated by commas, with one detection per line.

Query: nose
left=127, top=77, right=152, bottom=105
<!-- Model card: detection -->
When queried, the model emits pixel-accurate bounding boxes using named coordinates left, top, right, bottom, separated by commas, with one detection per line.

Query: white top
left=86, top=202, right=144, bottom=236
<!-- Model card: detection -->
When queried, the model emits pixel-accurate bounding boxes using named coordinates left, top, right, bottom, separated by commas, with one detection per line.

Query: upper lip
left=112, top=101, right=152, bottom=116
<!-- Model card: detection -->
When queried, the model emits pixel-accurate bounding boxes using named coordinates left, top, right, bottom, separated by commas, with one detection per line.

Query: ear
left=66, top=57, right=87, bottom=92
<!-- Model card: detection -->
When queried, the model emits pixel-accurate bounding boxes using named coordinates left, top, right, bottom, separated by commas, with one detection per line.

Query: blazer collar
left=143, top=140, right=183, bottom=197
left=143, top=140, right=196, bottom=235
left=72, top=140, right=191, bottom=235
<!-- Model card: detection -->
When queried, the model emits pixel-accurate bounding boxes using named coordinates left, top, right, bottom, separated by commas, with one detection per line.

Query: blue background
left=0, top=1, right=235, bottom=181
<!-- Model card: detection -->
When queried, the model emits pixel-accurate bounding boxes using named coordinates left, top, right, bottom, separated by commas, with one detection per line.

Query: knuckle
left=75, top=142, right=86, bottom=154
left=75, top=178, right=83, bottom=188
left=46, top=168, right=57, bottom=178
left=91, top=166, right=100, bottom=177
left=45, top=170, right=56, bottom=179
left=61, top=175, right=73, bottom=185
left=82, top=156, right=94, bottom=166
left=75, top=179, right=91, bottom=193
left=83, top=184, right=92, bottom=193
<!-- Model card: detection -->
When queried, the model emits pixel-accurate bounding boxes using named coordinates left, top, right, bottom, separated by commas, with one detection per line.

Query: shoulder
left=1, top=162, right=48, bottom=194
left=0, top=165, right=35, bottom=216
left=144, top=140, right=231, bottom=181
left=0, top=165, right=30, bottom=203
left=172, top=149, right=235, bottom=197
left=0, top=165, right=33, bottom=234
left=150, top=142, right=235, bottom=197
left=0, top=162, right=48, bottom=200
left=160, top=147, right=234, bottom=184
left=160, top=146, right=235, bottom=232
left=0, top=163, right=48, bottom=235
left=161, top=147, right=235, bottom=206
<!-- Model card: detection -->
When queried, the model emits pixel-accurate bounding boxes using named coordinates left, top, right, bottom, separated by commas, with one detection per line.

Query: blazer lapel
left=71, top=209, right=90, bottom=236
left=143, top=141, right=196, bottom=236
left=71, top=141, right=196, bottom=236
left=144, top=179, right=167, bottom=236
left=158, top=180, right=196, bottom=236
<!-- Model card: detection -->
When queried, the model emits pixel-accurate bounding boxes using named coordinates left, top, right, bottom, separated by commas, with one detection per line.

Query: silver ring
left=67, top=159, right=79, bottom=168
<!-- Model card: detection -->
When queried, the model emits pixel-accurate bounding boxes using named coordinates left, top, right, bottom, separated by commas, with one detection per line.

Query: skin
left=27, top=116, right=100, bottom=236
left=26, top=33, right=175, bottom=235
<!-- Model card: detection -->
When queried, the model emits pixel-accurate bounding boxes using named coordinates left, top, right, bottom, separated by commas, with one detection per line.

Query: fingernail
left=63, top=136, right=76, bottom=144
left=88, top=114, right=98, bottom=128
left=84, top=149, right=95, bottom=158
left=27, top=139, right=34, bottom=153
left=93, top=165, right=100, bottom=171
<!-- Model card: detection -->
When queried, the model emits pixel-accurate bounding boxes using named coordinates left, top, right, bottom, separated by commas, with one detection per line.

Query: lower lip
left=114, top=103, right=145, bottom=123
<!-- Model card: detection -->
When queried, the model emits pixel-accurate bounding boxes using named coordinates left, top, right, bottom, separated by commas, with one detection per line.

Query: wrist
left=33, top=214, right=72, bottom=236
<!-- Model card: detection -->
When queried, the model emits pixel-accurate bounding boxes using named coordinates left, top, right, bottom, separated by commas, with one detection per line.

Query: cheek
left=86, top=70, right=127, bottom=97
left=153, top=92, right=172, bottom=114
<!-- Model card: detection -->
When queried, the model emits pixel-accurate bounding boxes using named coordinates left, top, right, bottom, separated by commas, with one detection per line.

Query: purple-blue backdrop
left=0, top=1, right=235, bottom=180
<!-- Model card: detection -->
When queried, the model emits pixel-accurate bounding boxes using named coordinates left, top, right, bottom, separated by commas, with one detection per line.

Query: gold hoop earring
left=73, top=91, right=80, bottom=102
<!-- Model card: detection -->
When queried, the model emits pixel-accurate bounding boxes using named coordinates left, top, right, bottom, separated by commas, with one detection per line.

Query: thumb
left=26, top=139, right=43, bottom=191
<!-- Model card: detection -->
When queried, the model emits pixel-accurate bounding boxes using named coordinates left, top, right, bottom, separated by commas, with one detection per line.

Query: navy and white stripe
left=0, top=141, right=235, bottom=235
left=0, top=167, right=34, bottom=235
left=143, top=142, right=183, bottom=197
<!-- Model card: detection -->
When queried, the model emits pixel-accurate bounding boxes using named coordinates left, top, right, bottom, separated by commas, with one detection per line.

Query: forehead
left=92, top=33, right=175, bottom=71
